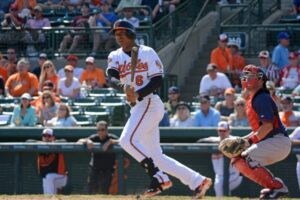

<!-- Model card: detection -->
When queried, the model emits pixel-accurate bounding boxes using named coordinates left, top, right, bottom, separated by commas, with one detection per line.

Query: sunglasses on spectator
left=200, top=101, right=209, bottom=104
left=7, top=51, right=15, bottom=54
left=64, top=70, right=73, bottom=73
left=236, top=103, right=245, bottom=107
left=218, top=129, right=227, bottom=132
left=59, top=107, right=67, bottom=111
left=97, top=128, right=106, bottom=131
left=259, top=57, right=267, bottom=60
left=43, top=96, right=51, bottom=99
left=177, top=106, right=187, bottom=110
left=44, top=65, right=52, bottom=69
left=42, top=134, right=52, bottom=138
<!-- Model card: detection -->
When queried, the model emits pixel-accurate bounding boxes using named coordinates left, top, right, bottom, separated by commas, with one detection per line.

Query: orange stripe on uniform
left=130, top=98, right=151, bottom=158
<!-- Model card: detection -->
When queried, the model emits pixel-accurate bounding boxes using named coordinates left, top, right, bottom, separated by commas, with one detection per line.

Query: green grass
left=0, top=195, right=299, bottom=200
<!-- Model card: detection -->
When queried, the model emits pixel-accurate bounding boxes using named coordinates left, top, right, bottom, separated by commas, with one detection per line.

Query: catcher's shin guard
left=232, top=157, right=282, bottom=189
left=140, top=157, right=159, bottom=178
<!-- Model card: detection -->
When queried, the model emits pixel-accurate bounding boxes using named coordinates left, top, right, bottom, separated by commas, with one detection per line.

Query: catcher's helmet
left=240, top=64, right=267, bottom=89
left=111, top=20, right=136, bottom=39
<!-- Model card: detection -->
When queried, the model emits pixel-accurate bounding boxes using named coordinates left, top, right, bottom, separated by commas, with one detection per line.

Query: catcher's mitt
left=218, top=137, right=248, bottom=158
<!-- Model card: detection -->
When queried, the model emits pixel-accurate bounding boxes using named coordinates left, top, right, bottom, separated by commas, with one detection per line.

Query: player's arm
left=107, top=68, right=124, bottom=91
left=136, top=75, right=163, bottom=99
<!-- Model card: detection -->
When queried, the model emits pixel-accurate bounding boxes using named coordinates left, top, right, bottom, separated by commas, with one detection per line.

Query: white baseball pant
left=119, top=94, right=205, bottom=190
left=43, top=173, right=67, bottom=194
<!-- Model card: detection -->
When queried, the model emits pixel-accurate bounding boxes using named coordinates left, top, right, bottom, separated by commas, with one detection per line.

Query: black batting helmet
left=111, top=20, right=136, bottom=39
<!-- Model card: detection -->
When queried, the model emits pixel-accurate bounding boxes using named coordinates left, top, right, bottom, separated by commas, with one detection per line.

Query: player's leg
left=43, top=173, right=57, bottom=194
left=213, top=174, right=223, bottom=197
left=232, top=134, right=291, bottom=198
left=53, top=174, right=67, bottom=194
left=297, top=161, right=300, bottom=191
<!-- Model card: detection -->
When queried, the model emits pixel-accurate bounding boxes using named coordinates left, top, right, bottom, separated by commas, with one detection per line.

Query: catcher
left=198, top=121, right=243, bottom=197
left=219, top=65, right=291, bottom=199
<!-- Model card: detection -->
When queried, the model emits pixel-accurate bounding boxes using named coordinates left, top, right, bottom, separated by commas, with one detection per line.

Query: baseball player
left=289, top=127, right=300, bottom=191
left=106, top=20, right=212, bottom=198
left=232, top=65, right=291, bottom=199
left=197, top=121, right=243, bottom=197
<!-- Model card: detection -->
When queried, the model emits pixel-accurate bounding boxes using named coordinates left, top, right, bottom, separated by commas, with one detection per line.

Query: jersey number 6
left=136, top=75, right=143, bottom=86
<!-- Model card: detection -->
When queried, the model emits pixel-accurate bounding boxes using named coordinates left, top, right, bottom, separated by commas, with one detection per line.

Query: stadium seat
left=100, top=96, right=126, bottom=107
left=2, top=107, right=14, bottom=115
left=73, top=115, right=93, bottom=126
left=0, top=98, right=20, bottom=107
left=72, top=98, right=96, bottom=107
left=89, top=88, right=117, bottom=97
left=0, top=115, right=11, bottom=126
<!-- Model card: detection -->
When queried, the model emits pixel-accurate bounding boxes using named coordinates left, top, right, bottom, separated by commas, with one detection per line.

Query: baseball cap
left=39, top=53, right=47, bottom=59
left=217, top=121, right=230, bottom=131
left=224, top=88, right=235, bottom=95
left=281, top=96, right=292, bottom=103
left=21, top=93, right=31, bottom=100
left=175, top=101, right=191, bottom=111
left=42, top=128, right=54, bottom=136
left=206, top=63, right=217, bottom=71
left=258, top=50, right=269, bottom=59
left=86, top=56, right=95, bottom=64
left=278, top=32, right=289, bottom=40
left=67, top=54, right=78, bottom=61
left=218, top=33, right=228, bottom=42
left=199, top=95, right=210, bottom=102
left=168, top=86, right=180, bottom=94
left=288, top=52, right=298, bottom=60
left=34, top=5, right=43, bottom=12
left=64, top=65, right=74, bottom=71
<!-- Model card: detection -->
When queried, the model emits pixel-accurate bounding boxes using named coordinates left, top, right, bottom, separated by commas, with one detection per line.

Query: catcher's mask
left=240, top=65, right=267, bottom=89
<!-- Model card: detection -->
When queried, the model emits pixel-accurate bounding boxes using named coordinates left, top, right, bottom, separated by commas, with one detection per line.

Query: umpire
left=77, top=121, right=119, bottom=194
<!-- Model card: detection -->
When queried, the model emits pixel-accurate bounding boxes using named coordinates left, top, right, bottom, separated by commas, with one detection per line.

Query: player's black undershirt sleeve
left=137, top=76, right=163, bottom=98
left=107, top=68, right=124, bottom=91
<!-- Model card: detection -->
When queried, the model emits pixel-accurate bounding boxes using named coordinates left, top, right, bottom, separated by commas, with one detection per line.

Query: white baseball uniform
left=289, top=127, right=300, bottom=190
left=43, top=173, right=67, bottom=194
left=107, top=45, right=206, bottom=190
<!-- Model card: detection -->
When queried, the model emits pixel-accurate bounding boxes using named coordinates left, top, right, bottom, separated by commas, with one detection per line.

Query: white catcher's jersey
left=290, top=127, right=300, bottom=160
left=106, top=45, right=164, bottom=91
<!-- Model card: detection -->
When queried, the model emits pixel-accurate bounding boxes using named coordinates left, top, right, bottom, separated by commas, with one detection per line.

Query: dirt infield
left=0, top=195, right=297, bottom=200
left=0, top=195, right=241, bottom=200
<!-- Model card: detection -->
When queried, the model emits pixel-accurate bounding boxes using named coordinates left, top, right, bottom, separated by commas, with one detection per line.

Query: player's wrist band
left=248, top=134, right=259, bottom=145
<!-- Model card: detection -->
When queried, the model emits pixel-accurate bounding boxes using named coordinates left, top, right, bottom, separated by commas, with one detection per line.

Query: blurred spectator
left=266, top=81, right=282, bottom=110
left=289, top=127, right=300, bottom=191
left=1, top=4, right=25, bottom=28
left=31, top=80, right=61, bottom=108
left=5, top=48, right=18, bottom=76
left=13, top=0, right=37, bottom=18
left=22, top=5, right=51, bottom=44
left=0, top=77, right=4, bottom=96
left=159, top=111, right=170, bottom=127
left=193, top=95, right=220, bottom=127
left=39, top=0, right=65, bottom=9
left=37, top=128, right=68, bottom=195
left=197, top=121, right=243, bottom=197
left=58, top=54, right=83, bottom=79
left=292, top=0, right=300, bottom=14
left=88, top=2, right=118, bottom=55
left=58, top=3, right=90, bottom=53
left=57, top=65, right=81, bottom=99
left=77, top=121, right=119, bottom=194
left=32, top=53, right=47, bottom=79
left=64, top=0, right=83, bottom=11
left=0, top=5, right=26, bottom=44
left=37, top=91, right=58, bottom=125
left=227, top=39, right=245, bottom=87
left=0, top=1, right=15, bottom=14
left=11, top=93, right=36, bottom=126
left=279, top=51, right=300, bottom=90
left=122, top=7, right=139, bottom=27
left=160, top=0, right=181, bottom=14
left=279, top=96, right=300, bottom=127
left=170, top=101, right=194, bottom=127
left=272, top=32, right=289, bottom=70
left=80, top=57, right=107, bottom=89
left=210, top=33, right=232, bottom=73
left=292, top=84, right=300, bottom=97
left=39, top=60, right=59, bottom=92
left=164, top=86, right=180, bottom=117
left=199, top=63, right=232, bottom=98
left=228, top=98, right=249, bottom=127
left=140, top=0, right=161, bottom=22
left=115, top=0, right=141, bottom=13
left=215, top=88, right=235, bottom=121
left=258, top=50, right=280, bottom=86
left=5, top=58, right=39, bottom=97
left=45, top=103, right=78, bottom=127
